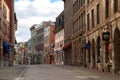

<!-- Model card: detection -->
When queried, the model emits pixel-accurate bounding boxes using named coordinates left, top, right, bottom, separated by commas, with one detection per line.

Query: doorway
left=114, top=28, right=120, bottom=74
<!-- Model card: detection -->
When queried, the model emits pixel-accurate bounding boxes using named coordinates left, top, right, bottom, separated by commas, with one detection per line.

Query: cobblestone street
left=0, top=65, right=26, bottom=80
left=1, top=65, right=119, bottom=80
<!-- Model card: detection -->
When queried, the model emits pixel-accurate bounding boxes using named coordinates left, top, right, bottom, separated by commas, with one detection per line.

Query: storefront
left=2, top=40, right=10, bottom=66
left=63, top=42, right=72, bottom=65
left=113, top=28, right=120, bottom=74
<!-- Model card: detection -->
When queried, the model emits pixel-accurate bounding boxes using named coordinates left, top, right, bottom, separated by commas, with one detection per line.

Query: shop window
left=88, top=42, right=91, bottom=63
left=88, top=48, right=91, bottom=63
left=108, top=43, right=112, bottom=63
left=105, top=42, right=109, bottom=63
left=97, top=37, right=101, bottom=63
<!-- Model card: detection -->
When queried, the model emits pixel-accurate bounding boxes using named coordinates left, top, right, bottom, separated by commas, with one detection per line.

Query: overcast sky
left=15, top=0, right=64, bottom=42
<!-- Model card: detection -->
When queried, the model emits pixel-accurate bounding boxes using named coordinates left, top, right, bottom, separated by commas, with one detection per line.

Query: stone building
left=54, top=11, right=64, bottom=65
left=62, top=0, right=73, bottom=65
left=72, top=0, right=86, bottom=66
left=63, top=0, right=120, bottom=75
left=85, top=0, right=120, bottom=74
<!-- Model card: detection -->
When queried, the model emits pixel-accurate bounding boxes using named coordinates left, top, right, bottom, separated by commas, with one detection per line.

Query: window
left=79, top=16, right=81, bottom=31
left=73, top=4, right=75, bottom=14
left=91, top=9, right=94, bottom=28
left=83, top=11, right=85, bottom=27
left=73, top=22, right=75, bottom=34
left=87, top=0, right=90, bottom=4
left=105, top=0, right=109, bottom=18
left=3, top=22, right=7, bottom=35
left=3, top=6, right=7, bottom=19
left=77, top=19, right=79, bottom=32
left=0, top=1, right=1, bottom=9
left=75, top=20, right=77, bottom=34
left=83, top=0, right=85, bottom=4
left=59, top=19, right=61, bottom=25
left=81, top=0, right=85, bottom=6
left=79, top=0, right=81, bottom=8
left=77, top=0, right=78, bottom=11
left=81, top=13, right=83, bottom=30
left=82, top=12, right=85, bottom=30
left=0, top=18, right=1, bottom=29
left=114, top=0, right=118, bottom=13
left=75, top=1, right=76, bottom=13
left=87, top=14, right=90, bottom=31
left=96, top=4, right=100, bottom=24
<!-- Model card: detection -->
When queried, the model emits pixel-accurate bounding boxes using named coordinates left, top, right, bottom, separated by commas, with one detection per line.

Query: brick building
left=5, top=0, right=17, bottom=65
left=0, top=0, right=10, bottom=66
left=29, top=21, right=55, bottom=64
left=0, top=0, right=17, bottom=66
left=44, top=21, right=55, bottom=64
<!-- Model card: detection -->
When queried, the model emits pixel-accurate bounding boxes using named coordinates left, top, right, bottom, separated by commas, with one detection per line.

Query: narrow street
left=10, top=65, right=120, bottom=80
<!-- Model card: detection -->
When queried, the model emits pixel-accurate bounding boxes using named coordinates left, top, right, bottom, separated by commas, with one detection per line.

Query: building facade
left=36, top=23, right=44, bottom=64
left=15, top=42, right=25, bottom=65
left=72, top=0, right=86, bottom=66
left=44, top=21, right=55, bottom=64
left=0, top=0, right=10, bottom=66
left=0, top=0, right=17, bottom=66
left=29, top=22, right=55, bottom=64
left=63, top=0, right=73, bottom=65
left=54, top=11, right=64, bottom=65
left=30, top=24, right=37, bottom=64
left=26, top=39, right=33, bottom=64
left=63, top=0, right=120, bottom=75
left=85, top=0, right=120, bottom=74
left=5, top=0, right=17, bottom=66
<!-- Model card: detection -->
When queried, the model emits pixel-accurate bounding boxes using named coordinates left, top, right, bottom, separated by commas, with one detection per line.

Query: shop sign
left=102, top=32, right=110, bottom=41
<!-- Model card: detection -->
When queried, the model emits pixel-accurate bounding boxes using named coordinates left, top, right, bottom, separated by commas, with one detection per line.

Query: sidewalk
left=58, top=65, right=120, bottom=80
left=0, top=65, right=26, bottom=80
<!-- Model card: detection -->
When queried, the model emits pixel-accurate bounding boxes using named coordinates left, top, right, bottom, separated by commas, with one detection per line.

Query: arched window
left=97, top=37, right=101, bottom=63
left=88, top=41, right=91, bottom=63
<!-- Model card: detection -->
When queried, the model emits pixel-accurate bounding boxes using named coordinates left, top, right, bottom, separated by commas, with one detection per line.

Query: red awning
left=63, top=42, right=72, bottom=50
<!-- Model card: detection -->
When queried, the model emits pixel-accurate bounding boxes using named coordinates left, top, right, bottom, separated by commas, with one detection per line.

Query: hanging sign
left=102, top=32, right=110, bottom=41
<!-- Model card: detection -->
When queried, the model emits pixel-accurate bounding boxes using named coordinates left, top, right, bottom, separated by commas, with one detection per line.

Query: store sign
left=102, top=32, right=110, bottom=41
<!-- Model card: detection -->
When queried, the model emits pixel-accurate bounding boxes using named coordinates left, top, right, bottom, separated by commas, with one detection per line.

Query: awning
left=63, top=42, right=71, bottom=50
left=3, top=41, right=10, bottom=54
left=83, top=43, right=90, bottom=49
